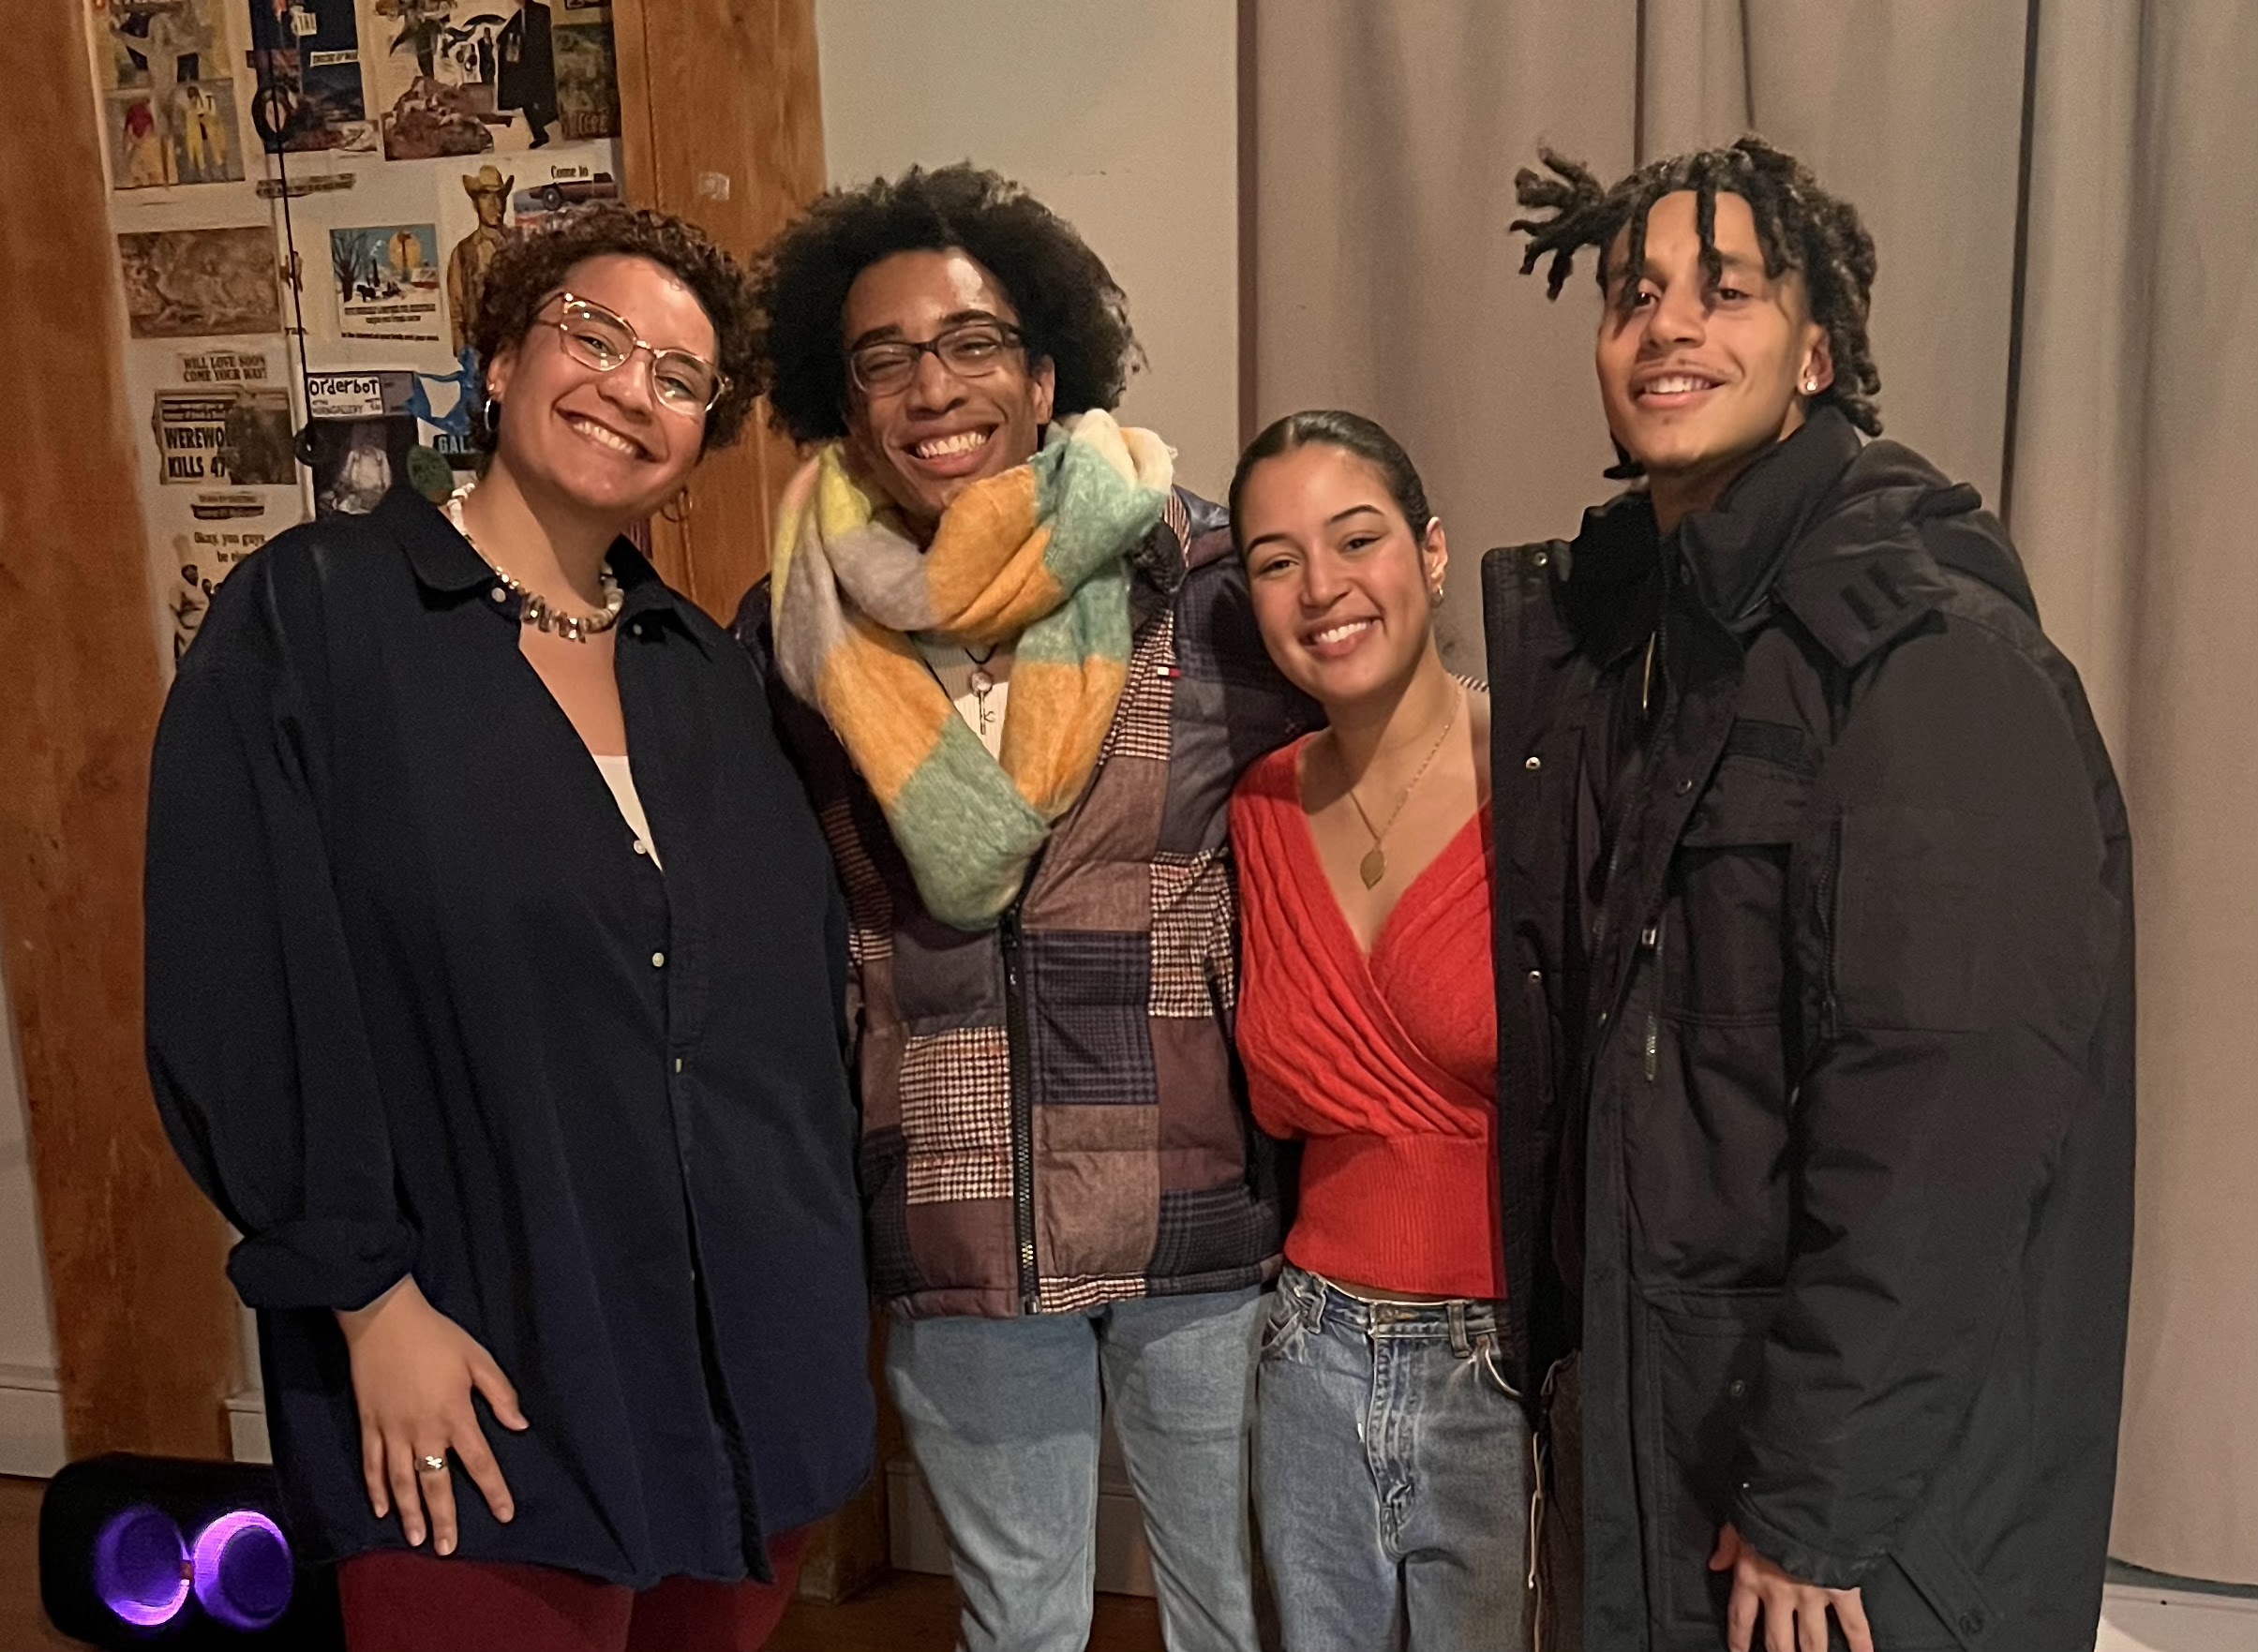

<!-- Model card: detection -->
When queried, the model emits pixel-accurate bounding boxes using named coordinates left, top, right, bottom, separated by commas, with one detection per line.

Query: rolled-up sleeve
left=144, top=567, right=414, bottom=1312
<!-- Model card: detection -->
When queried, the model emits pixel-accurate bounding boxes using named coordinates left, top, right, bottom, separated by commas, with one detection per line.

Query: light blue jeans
left=887, top=1287, right=1264, bottom=1652
left=1254, top=1265, right=1533, bottom=1651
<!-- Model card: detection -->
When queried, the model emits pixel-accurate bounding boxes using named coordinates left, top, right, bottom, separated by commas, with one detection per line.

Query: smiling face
left=1596, top=189, right=1832, bottom=527
left=840, top=248, right=1055, bottom=532
left=482, top=251, right=716, bottom=527
left=1238, top=442, right=1446, bottom=713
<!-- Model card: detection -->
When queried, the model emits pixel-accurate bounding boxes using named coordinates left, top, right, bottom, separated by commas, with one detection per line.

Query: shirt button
left=1524, top=754, right=1543, bottom=772
left=1527, top=969, right=1543, bottom=984
left=631, top=621, right=645, bottom=637
left=490, top=587, right=507, bottom=603
left=650, top=951, right=666, bottom=969
left=674, top=1057, right=684, bottom=1074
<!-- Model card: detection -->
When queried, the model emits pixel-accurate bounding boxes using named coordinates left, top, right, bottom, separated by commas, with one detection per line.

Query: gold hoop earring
left=660, top=487, right=694, bottom=524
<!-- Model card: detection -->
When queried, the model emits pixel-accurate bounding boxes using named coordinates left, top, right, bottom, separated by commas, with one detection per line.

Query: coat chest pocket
left=1665, top=748, right=1814, bottom=1024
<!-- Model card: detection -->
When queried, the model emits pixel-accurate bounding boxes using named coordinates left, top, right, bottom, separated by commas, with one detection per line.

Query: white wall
left=0, top=937, right=66, bottom=1475
left=815, top=0, right=1241, bottom=500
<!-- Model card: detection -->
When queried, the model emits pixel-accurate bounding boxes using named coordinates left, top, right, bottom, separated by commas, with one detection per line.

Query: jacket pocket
left=1878, top=1508, right=2003, bottom=1649
left=1637, top=1287, right=1779, bottom=1633
left=1667, top=755, right=1811, bottom=1024
left=1641, top=1286, right=2002, bottom=1650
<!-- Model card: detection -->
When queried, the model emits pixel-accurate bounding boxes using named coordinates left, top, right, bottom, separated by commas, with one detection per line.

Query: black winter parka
left=1483, top=409, right=2135, bottom=1651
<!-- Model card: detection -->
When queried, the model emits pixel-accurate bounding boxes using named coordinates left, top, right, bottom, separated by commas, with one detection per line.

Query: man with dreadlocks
left=1485, top=137, right=2133, bottom=1652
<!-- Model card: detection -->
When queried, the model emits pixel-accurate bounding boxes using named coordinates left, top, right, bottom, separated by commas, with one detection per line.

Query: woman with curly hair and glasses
left=143, top=202, right=872, bottom=1652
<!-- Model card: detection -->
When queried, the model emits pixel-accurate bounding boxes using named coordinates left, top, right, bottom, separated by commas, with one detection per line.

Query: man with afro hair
left=1485, top=137, right=2133, bottom=1652
left=734, top=163, right=1302, bottom=1652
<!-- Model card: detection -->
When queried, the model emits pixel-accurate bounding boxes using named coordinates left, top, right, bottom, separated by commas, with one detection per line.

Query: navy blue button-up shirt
left=145, top=485, right=872, bottom=1585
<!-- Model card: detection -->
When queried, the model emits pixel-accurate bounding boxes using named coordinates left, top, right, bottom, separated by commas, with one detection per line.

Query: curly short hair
left=471, top=201, right=762, bottom=451
left=1510, top=135, right=1882, bottom=440
left=749, top=163, right=1143, bottom=445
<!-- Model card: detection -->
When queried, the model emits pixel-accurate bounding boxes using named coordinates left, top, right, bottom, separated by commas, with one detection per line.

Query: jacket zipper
left=999, top=905, right=1040, bottom=1315
left=1640, top=914, right=1663, bottom=1080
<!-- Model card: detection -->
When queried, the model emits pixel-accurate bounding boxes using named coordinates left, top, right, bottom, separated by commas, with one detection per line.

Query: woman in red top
left=1230, top=410, right=1529, bottom=1650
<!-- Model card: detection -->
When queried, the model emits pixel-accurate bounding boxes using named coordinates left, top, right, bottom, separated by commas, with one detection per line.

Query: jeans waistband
left=1279, top=1263, right=1503, bottom=1341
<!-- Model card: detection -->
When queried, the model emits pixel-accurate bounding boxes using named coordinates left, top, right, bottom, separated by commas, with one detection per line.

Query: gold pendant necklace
left=1343, top=683, right=1462, bottom=889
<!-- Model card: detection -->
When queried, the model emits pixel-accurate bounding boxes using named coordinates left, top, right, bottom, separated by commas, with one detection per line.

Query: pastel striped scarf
left=770, top=410, right=1173, bottom=928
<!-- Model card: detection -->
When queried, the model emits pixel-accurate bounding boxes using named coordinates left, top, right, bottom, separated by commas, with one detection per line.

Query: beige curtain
left=1249, top=0, right=2258, bottom=1584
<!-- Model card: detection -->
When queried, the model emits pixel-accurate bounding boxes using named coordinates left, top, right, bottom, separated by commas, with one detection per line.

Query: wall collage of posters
left=90, top=0, right=626, bottom=665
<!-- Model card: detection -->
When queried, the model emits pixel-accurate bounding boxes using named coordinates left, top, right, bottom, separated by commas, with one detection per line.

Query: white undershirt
left=591, top=753, right=662, bottom=869
left=915, top=637, right=1015, bottom=760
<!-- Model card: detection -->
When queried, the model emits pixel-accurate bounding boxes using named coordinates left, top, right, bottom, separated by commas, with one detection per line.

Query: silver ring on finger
left=414, top=1451, right=448, bottom=1475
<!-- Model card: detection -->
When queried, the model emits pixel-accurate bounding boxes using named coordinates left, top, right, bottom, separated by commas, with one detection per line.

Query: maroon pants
left=336, top=1528, right=811, bottom=1652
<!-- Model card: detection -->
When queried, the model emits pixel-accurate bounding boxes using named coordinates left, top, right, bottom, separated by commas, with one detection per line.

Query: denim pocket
left=1257, top=1287, right=1306, bottom=1361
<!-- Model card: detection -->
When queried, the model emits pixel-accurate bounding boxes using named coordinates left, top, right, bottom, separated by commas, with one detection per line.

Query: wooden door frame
left=0, top=0, right=239, bottom=1463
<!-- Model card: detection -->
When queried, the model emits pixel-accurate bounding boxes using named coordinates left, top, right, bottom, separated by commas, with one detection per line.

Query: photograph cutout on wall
left=98, top=0, right=249, bottom=188
left=247, top=0, right=375, bottom=153
left=153, top=388, right=295, bottom=489
left=553, top=13, right=618, bottom=141
left=117, top=228, right=284, bottom=339
left=366, top=0, right=618, bottom=159
left=97, top=0, right=247, bottom=187
left=162, top=78, right=244, bottom=184
left=331, top=224, right=445, bottom=344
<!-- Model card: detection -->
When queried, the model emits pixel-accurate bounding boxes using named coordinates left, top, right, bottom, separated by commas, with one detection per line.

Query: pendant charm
left=1359, top=847, right=1386, bottom=888
left=968, top=665, right=995, bottom=693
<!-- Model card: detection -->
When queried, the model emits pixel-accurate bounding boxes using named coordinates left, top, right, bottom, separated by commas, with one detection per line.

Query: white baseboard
left=224, top=1386, right=270, bottom=1466
left=2101, top=1582, right=2258, bottom=1651
left=0, top=1362, right=65, bottom=1478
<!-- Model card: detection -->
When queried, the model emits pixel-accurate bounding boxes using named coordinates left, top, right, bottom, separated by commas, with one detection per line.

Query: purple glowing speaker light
left=93, top=1505, right=191, bottom=1628
left=192, top=1508, right=296, bottom=1631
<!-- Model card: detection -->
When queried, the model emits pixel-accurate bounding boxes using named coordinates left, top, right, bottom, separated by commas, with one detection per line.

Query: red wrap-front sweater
left=1231, top=737, right=1504, bottom=1301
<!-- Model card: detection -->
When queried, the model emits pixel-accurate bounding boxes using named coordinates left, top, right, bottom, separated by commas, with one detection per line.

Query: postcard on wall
left=302, top=369, right=413, bottom=515
left=504, top=153, right=618, bottom=231
left=161, top=78, right=245, bottom=183
left=153, top=388, right=296, bottom=489
left=247, top=0, right=375, bottom=154
left=118, top=228, right=285, bottom=339
left=93, top=0, right=247, bottom=186
left=330, top=224, right=443, bottom=344
left=552, top=12, right=617, bottom=141
left=169, top=522, right=284, bottom=662
left=103, top=87, right=174, bottom=188
left=362, top=0, right=621, bottom=160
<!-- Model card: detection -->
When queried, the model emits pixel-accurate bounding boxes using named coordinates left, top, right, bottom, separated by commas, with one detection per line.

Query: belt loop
left=1448, top=1300, right=1471, bottom=1357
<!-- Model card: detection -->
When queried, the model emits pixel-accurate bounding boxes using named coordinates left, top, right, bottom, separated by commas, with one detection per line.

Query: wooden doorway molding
left=613, top=0, right=825, bottom=623
left=0, top=1, right=239, bottom=1461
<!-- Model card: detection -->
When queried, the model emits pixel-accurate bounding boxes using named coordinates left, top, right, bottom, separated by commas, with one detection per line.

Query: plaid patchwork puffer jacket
left=736, top=489, right=1309, bottom=1318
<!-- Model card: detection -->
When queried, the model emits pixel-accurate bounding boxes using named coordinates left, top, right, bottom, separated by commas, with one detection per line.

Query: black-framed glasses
left=848, top=320, right=1025, bottom=397
left=546, top=292, right=727, bottom=417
